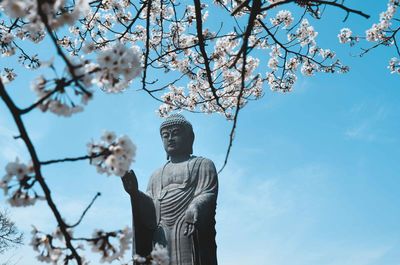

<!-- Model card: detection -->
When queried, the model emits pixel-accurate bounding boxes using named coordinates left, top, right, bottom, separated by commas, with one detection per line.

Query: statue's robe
left=132, top=157, right=218, bottom=265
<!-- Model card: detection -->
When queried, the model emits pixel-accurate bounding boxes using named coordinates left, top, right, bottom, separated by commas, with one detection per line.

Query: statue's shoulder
left=149, top=166, right=164, bottom=179
left=191, top=156, right=216, bottom=170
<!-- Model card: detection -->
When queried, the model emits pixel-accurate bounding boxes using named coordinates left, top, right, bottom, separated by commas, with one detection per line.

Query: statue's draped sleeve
left=131, top=188, right=157, bottom=256
left=189, top=158, right=218, bottom=227
left=188, top=158, right=219, bottom=265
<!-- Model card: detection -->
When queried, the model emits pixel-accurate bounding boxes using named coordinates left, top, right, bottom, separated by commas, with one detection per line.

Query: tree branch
left=36, top=2, right=92, bottom=97
left=40, top=152, right=105, bottom=166
left=261, top=0, right=370, bottom=20
left=0, top=79, right=82, bottom=265
left=193, top=0, right=225, bottom=111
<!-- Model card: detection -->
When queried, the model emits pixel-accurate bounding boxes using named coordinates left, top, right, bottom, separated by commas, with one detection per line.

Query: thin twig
left=68, top=192, right=101, bottom=228
left=40, top=152, right=106, bottom=165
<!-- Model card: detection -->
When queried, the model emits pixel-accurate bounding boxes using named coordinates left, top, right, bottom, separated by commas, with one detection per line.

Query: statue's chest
left=161, top=162, right=190, bottom=188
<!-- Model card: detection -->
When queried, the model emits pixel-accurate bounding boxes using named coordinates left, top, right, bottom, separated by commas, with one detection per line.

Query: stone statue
left=122, top=114, right=218, bottom=265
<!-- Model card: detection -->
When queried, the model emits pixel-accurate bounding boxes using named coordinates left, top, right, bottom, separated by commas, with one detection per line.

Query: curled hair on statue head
left=160, top=113, right=192, bottom=133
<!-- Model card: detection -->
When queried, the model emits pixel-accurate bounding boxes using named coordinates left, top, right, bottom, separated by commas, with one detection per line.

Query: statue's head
left=160, top=114, right=194, bottom=159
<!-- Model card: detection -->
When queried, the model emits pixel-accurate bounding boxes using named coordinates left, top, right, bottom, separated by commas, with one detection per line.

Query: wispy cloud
left=217, top=163, right=328, bottom=264
left=323, top=244, right=394, bottom=265
left=344, top=102, right=392, bottom=142
left=216, top=158, right=400, bottom=265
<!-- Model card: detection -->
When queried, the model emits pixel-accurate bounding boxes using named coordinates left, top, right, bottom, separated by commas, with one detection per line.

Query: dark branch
left=40, top=153, right=102, bottom=166
left=0, top=78, right=82, bottom=265
left=261, top=0, right=370, bottom=20
left=193, top=0, right=225, bottom=111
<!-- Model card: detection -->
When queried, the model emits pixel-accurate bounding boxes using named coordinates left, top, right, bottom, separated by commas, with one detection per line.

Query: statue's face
left=161, top=125, right=189, bottom=156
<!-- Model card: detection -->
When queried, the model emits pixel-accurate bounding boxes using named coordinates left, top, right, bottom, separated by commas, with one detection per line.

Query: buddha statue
left=122, top=114, right=218, bottom=265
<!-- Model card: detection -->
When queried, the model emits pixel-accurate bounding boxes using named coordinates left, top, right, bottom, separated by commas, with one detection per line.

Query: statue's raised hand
left=121, top=169, right=139, bottom=197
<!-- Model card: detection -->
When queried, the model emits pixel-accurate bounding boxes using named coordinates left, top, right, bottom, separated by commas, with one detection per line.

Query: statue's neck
left=169, top=154, right=191, bottom=163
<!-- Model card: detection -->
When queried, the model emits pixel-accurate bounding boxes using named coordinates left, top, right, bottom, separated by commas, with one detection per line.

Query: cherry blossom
left=30, top=75, right=93, bottom=117
left=88, top=132, right=136, bottom=176
left=94, top=42, right=142, bottom=93
left=340, top=0, right=399, bottom=72
left=0, top=68, right=17, bottom=84
left=1, top=158, right=43, bottom=207
left=388, top=57, right=400, bottom=74
left=338, top=28, right=353, bottom=44
left=150, top=243, right=170, bottom=265
left=132, top=243, right=169, bottom=265
left=0, top=0, right=89, bottom=29
left=89, top=227, right=132, bottom=263
left=292, top=19, right=318, bottom=47
left=30, top=227, right=66, bottom=264
left=270, top=10, right=294, bottom=28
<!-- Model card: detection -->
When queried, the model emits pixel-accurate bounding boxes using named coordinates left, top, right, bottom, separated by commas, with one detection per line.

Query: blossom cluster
left=0, top=0, right=89, bottom=30
left=290, top=19, right=318, bottom=47
left=30, top=224, right=133, bottom=264
left=0, top=158, right=44, bottom=207
left=338, top=28, right=353, bottom=44
left=265, top=16, right=347, bottom=92
left=31, top=75, right=93, bottom=117
left=339, top=0, right=399, bottom=73
left=0, top=68, right=17, bottom=84
left=95, top=42, right=143, bottom=93
left=1, top=0, right=143, bottom=95
left=87, top=131, right=136, bottom=176
left=388, top=57, right=400, bottom=74
left=150, top=244, right=170, bottom=265
left=89, top=227, right=132, bottom=263
left=133, top=243, right=170, bottom=265
left=0, top=28, right=17, bottom=56
left=366, top=1, right=398, bottom=42
left=0, top=0, right=89, bottom=61
left=270, top=10, right=294, bottom=28
left=30, top=226, right=90, bottom=264
left=156, top=29, right=264, bottom=118
left=2, top=0, right=354, bottom=120
left=30, top=227, right=67, bottom=264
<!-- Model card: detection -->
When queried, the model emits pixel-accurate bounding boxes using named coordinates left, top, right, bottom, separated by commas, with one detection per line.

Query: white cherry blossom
left=89, top=227, right=133, bottom=263
left=270, top=10, right=294, bottom=28
left=151, top=243, right=169, bottom=265
left=388, top=57, right=400, bottom=74
left=338, top=28, right=353, bottom=44
left=95, top=42, right=142, bottom=93
left=88, top=132, right=136, bottom=176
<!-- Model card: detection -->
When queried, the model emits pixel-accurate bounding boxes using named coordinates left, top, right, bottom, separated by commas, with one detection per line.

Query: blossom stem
left=40, top=152, right=107, bottom=166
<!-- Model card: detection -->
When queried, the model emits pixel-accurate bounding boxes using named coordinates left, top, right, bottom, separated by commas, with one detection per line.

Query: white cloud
left=344, top=103, right=392, bottom=142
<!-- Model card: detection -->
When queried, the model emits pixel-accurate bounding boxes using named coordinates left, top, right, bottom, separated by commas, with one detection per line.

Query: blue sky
left=1, top=1, right=400, bottom=265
